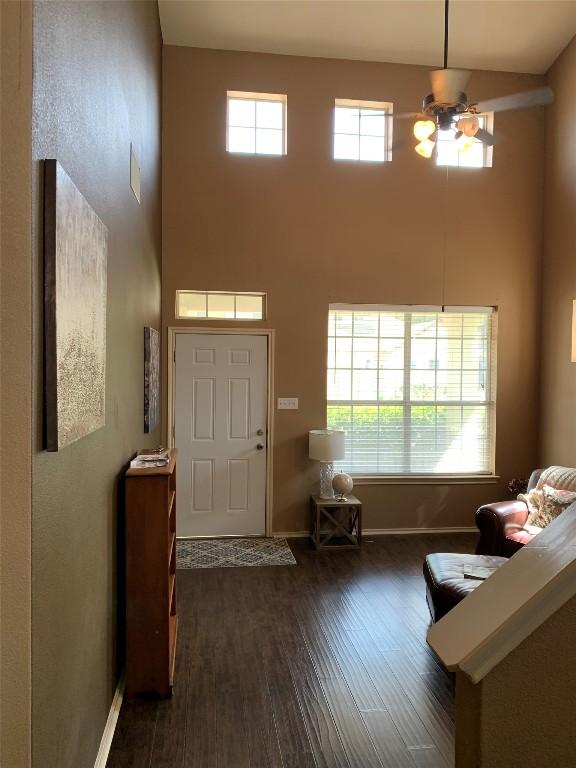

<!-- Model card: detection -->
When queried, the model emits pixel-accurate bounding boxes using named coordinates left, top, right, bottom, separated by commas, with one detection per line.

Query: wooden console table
left=311, top=494, right=362, bottom=550
left=125, top=449, right=177, bottom=698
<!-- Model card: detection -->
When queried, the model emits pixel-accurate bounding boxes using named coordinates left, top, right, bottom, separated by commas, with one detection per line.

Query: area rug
left=176, top=537, right=297, bottom=569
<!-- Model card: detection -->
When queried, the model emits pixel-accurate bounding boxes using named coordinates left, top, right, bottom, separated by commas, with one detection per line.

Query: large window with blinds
left=327, top=305, right=496, bottom=476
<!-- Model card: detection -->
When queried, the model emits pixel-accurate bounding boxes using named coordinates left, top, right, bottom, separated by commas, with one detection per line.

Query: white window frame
left=333, top=98, right=393, bottom=163
left=175, top=290, right=266, bottom=321
left=436, top=112, right=494, bottom=169
left=327, top=304, right=498, bottom=483
left=226, top=90, right=287, bottom=156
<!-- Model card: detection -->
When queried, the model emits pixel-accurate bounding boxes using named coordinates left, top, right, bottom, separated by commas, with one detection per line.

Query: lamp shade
left=309, top=430, right=345, bottom=462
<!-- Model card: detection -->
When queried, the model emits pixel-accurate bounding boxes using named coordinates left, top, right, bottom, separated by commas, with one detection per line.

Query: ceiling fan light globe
left=457, top=115, right=480, bottom=137
left=413, top=119, right=436, bottom=141
left=415, top=139, right=435, bottom=159
left=456, top=133, right=476, bottom=153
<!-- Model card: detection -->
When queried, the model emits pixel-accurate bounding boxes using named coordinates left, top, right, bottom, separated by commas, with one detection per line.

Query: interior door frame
left=167, top=327, right=275, bottom=537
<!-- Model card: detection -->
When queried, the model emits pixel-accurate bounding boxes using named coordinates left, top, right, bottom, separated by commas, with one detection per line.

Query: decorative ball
left=332, top=473, right=353, bottom=498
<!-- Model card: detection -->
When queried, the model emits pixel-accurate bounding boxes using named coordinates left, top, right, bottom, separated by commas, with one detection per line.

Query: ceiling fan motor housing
left=430, top=68, right=471, bottom=104
left=422, top=92, right=469, bottom=130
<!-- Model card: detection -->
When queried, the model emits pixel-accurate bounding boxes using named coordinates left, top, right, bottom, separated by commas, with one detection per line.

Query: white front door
left=174, top=333, right=268, bottom=537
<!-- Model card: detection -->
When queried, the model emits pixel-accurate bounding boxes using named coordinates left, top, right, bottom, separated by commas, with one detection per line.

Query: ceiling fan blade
left=430, top=68, right=471, bottom=104
left=475, top=128, right=494, bottom=146
left=385, top=111, right=422, bottom=120
left=475, top=86, right=554, bottom=114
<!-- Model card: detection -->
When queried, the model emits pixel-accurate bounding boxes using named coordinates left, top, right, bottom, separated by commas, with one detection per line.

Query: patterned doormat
left=176, top=537, right=297, bottom=569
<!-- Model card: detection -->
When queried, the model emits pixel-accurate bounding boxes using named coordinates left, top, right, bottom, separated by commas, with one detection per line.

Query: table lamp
left=309, top=429, right=345, bottom=499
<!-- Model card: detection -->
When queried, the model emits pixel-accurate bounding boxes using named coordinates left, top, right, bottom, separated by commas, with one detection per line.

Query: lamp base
left=319, top=462, right=335, bottom=499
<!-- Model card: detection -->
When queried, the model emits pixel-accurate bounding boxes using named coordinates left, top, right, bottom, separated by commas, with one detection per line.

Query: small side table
left=311, top=494, right=362, bottom=550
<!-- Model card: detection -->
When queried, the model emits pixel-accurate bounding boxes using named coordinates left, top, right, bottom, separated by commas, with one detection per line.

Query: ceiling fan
left=411, top=0, right=554, bottom=158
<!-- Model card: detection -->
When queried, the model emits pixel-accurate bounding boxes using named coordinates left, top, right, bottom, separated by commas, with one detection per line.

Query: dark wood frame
left=43, top=159, right=107, bottom=451
left=43, top=160, right=58, bottom=448
left=144, top=326, right=160, bottom=433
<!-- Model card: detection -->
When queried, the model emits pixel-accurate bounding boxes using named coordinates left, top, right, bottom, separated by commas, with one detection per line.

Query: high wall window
left=226, top=91, right=287, bottom=156
left=333, top=99, right=393, bottom=162
left=327, top=305, right=496, bottom=476
left=436, top=113, right=493, bottom=168
left=176, top=291, right=265, bottom=320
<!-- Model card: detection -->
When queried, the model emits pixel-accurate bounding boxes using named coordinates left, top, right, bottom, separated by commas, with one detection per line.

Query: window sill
left=352, top=475, right=500, bottom=486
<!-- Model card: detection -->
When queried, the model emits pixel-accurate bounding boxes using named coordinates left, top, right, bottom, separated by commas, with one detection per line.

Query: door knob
left=256, top=429, right=264, bottom=436
left=256, top=443, right=264, bottom=450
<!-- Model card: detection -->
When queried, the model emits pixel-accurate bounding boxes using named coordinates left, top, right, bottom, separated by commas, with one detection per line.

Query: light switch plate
left=278, top=397, right=299, bottom=410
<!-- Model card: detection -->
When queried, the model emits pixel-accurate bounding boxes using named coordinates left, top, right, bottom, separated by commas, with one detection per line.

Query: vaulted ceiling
left=159, top=0, right=576, bottom=75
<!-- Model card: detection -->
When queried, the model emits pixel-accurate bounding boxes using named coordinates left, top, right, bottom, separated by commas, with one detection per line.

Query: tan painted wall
left=540, top=36, right=576, bottom=467
left=455, top=592, right=576, bottom=767
left=31, top=2, right=162, bottom=766
left=163, top=46, right=545, bottom=534
left=0, top=3, right=33, bottom=766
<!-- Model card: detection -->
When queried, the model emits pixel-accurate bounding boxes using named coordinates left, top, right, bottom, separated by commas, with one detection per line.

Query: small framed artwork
left=144, top=327, right=160, bottom=433
left=44, top=159, right=108, bottom=451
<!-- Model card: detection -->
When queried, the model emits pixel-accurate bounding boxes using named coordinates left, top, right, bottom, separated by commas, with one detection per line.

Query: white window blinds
left=327, top=305, right=496, bottom=476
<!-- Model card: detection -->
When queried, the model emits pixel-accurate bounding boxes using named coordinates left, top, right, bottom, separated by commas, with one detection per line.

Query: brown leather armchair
left=475, top=469, right=543, bottom=557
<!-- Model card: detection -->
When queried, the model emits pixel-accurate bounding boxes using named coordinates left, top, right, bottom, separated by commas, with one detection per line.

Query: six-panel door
left=174, top=333, right=268, bottom=536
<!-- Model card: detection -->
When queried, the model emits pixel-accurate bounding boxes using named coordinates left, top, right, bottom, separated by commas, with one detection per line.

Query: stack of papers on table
left=130, top=448, right=170, bottom=469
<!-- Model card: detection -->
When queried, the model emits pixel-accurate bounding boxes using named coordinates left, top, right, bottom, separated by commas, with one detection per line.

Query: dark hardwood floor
left=107, top=532, right=477, bottom=768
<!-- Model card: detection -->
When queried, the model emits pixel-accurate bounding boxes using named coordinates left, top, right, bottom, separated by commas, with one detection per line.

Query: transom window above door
left=226, top=91, right=287, bottom=156
left=176, top=291, right=266, bottom=321
left=327, top=304, right=497, bottom=477
left=333, top=99, right=393, bottom=162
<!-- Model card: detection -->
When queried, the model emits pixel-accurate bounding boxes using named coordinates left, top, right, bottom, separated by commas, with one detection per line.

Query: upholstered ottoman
left=423, top=553, right=507, bottom=622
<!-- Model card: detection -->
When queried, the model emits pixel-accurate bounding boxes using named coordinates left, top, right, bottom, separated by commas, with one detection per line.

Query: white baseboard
left=363, top=526, right=477, bottom=535
left=274, top=527, right=476, bottom=539
left=94, top=673, right=125, bottom=768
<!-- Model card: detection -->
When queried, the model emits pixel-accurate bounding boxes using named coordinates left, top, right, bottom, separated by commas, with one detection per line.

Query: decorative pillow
left=518, top=489, right=543, bottom=525
left=527, top=484, right=576, bottom=528
left=535, top=466, right=576, bottom=494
